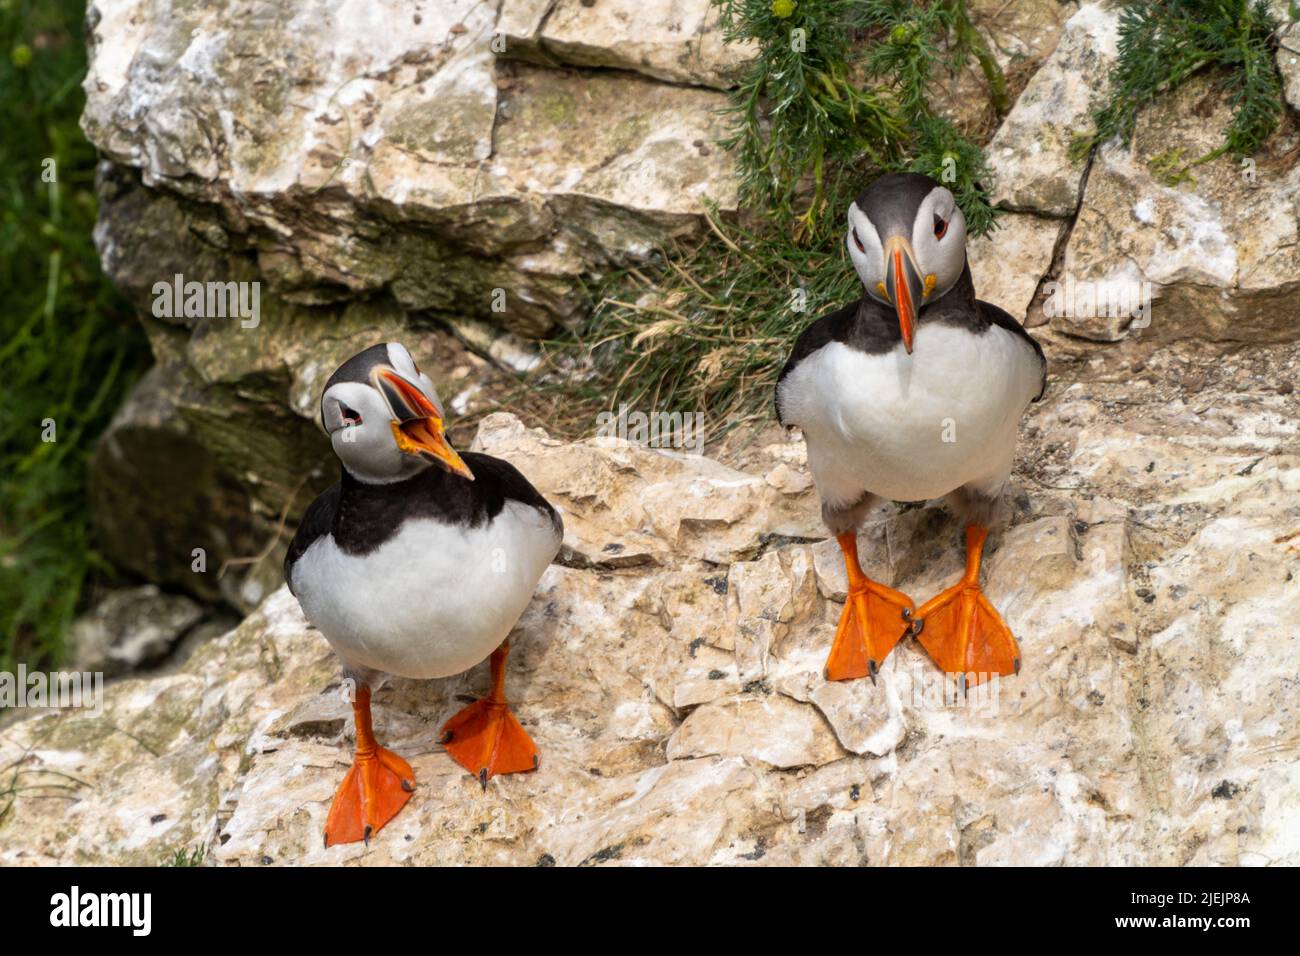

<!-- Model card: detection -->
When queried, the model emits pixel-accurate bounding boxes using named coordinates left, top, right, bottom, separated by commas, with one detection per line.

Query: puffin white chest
left=291, top=502, right=560, bottom=679
left=779, top=322, right=1040, bottom=505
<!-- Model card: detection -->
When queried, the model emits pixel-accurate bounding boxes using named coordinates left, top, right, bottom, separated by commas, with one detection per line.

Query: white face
left=321, top=342, right=449, bottom=484
left=847, top=185, right=967, bottom=305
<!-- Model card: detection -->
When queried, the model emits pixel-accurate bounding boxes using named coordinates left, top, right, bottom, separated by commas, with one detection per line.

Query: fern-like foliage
left=715, top=0, right=1001, bottom=240
left=1078, top=0, right=1284, bottom=162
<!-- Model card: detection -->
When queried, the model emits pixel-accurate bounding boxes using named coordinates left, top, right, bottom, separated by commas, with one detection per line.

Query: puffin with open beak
left=776, top=173, right=1046, bottom=690
left=284, top=342, right=562, bottom=846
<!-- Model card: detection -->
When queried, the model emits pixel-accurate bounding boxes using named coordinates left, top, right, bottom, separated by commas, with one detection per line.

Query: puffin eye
left=338, top=402, right=362, bottom=426
left=933, top=214, right=948, bottom=240
left=851, top=228, right=865, bottom=253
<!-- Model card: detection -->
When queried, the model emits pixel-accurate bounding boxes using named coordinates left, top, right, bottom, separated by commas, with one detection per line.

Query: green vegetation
left=539, top=0, right=1003, bottom=441
left=539, top=209, right=866, bottom=437
left=718, top=0, right=1000, bottom=240
left=0, top=0, right=150, bottom=671
left=1074, top=0, right=1287, bottom=174
left=162, top=844, right=207, bottom=867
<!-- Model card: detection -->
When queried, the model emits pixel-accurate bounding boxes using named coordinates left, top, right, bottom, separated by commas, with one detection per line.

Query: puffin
left=284, top=341, right=563, bottom=846
left=775, top=173, right=1046, bottom=689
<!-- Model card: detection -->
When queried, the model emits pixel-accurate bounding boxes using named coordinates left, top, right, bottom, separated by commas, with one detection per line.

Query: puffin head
left=319, top=341, right=474, bottom=484
left=846, top=172, right=967, bottom=354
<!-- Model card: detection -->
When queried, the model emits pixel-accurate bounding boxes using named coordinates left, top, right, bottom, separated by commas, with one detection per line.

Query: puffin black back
left=287, top=452, right=562, bottom=571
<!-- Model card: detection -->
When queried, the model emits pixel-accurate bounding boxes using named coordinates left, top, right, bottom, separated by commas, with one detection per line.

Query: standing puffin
left=285, top=342, right=562, bottom=846
left=776, top=173, right=1046, bottom=689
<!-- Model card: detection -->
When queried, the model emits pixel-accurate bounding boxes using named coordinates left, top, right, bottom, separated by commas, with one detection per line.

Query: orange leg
left=913, top=525, right=1020, bottom=691
left=441, top=640, right=539, bottom=788
left=324, top=684, right=415, bottom=847
left=824, top=531, right=915, bottom=683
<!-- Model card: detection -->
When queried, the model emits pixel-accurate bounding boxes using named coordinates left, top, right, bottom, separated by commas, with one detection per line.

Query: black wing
left=979, top=300, right=1047, bottom=401
left=283, top=481, right=340, bottom=596
left=460, top=452, right=563, bottom=538
left=774, top=302, right=860, bottom=425
left=324, top=455, right=563, bottom=558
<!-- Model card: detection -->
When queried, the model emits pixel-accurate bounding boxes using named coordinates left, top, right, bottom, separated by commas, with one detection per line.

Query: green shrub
left=1076, top=0, right=1286, bottom=171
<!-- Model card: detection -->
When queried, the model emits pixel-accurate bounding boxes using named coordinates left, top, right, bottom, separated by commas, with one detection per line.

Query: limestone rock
left=499, top=0, right=754, bottom=90
left=776, top=648, right=909, bottom=758
left=1271, top=1, right=1300, bottom=113
left=927, top=0, right=1078, bottom=136
left=1058, top=76, right=1300, bottom=341
left=666, top=693, right=845, bottom=769
left=726, top=546, right=816, bottom=682
left=986, top=2, right=1121, bottom=217
left=88, top=361, right=263, bottom=605
left=70, top=586, right=204, bottom=674
left=81, top=0, right=738, bottom=337
left=470, top=413, right=821, bottom=567
left=967, top=212, right=1062, bottom=320
left=5, top=379, right=1300, bottom=865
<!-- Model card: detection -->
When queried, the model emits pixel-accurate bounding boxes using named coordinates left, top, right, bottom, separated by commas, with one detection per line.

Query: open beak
left=881, top=236, right=927, bottom=354
left=371, top=367, right=474, bottom=480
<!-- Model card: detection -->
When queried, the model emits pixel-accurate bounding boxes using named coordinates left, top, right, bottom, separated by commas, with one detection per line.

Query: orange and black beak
left=880, top=236, right=926, bottom=354
left=371, top=367, right=474, bottom=480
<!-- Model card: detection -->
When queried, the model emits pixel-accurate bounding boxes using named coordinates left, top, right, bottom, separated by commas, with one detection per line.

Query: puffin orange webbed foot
left=913, top=524, right=1020, bottom=692
left=441, top=696, right=540, bottom=785
left=440, top=640, right=540, bottom=786
left=824, top=530, right=915, bottom=682
left=324, top=686, right=415, bottom=848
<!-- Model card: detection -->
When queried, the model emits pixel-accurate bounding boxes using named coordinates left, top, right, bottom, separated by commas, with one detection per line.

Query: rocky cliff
left=4, top=399, right=1297, bottom=865
left=2, top=0, right=1298, bottom=865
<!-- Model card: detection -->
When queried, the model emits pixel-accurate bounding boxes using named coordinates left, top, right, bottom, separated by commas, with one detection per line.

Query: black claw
left=532, top=754, right=541, bottom=770
left=1014, top=658, right=1021, bottom=675
left=901, top=607, right=912, bottom=621
left=478, top=768, right=488, bottom=791
left=363, top=825, right=372, bottom=846
left=401, top=778, right=414, bottom=792
left=911, top=618, right=924, bottom=637
left=440, top=731, right=454, bottom=744
left=868, top=659, right=879, bottom=685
